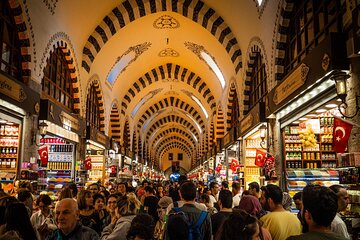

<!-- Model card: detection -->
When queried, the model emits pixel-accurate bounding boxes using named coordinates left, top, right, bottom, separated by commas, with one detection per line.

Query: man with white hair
left=46, top=198, right=99, bottom=240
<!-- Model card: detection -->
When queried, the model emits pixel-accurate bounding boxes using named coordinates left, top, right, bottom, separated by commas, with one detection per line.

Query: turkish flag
left=333, top=117, right=353, bottom=153
left=230, top=158, right=239, bottom=171
left=255, top=150, right=266, bottom=167
left=84, top=156, right=92, bottom=170
left=215, top=163, right=222, bottom=173
left=37, top=146, right=48, bottom=165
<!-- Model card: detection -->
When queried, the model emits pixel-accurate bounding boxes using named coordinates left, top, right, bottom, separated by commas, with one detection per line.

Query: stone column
left=348, top=57, right=360, bottom=153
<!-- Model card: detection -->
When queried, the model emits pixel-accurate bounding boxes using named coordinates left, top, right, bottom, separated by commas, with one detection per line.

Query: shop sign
left=0, top=74, right=26, bottom=102
left=241, top=114, right=253, bottom=133
left=96, top=131, right=107, bottom=146
left=87, top=149, right=104, bottom=155
left=40, top=138, right=66, bottom=144
left=273, top=63, right=309, bottom=105
left=60, top=111, right=80, bottom=131
left=223, top=127, right=235, bottom=148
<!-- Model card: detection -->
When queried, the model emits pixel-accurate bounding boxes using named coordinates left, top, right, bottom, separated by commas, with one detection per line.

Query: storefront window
left=249, top=52, right=267, bottom=110
left=86, top=84, right=101, bottom=131
left=42, top=47, right=74, bottom=111
left=284, top=0, right=345, bottom=76
left=0, top=1, right=22, bottom=80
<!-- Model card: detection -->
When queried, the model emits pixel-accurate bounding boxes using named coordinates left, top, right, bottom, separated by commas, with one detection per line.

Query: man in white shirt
left=231, top=182, right=241, bottom=207
left=209, top=182, right=219, bottom=208
left=330, top=185, right=351, bottom=239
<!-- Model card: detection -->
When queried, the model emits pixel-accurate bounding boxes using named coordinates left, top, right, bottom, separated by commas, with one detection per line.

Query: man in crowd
left=260, top=184, right=302, bottom=240
left=143, top=186, right=159, bottom=221
left=165, top=181, right=212, bottom=240
left=46, top=198, right=99, bottom=239
left=330, top=185, right=351, bottom=239
left=211, top=190, right=233, bottom=236
left=209, top=182, right=219, bottom=208
left=293, top=191, right=308, bottom=233
left=88, top=183, right=99, bottom=195
left=287, top=185, right=346, bottom=240
left=231, top=182, right=241, bottom=207
left=116, top=182, right=127, bottom=197
left=248, top=182, right=260, bottom=199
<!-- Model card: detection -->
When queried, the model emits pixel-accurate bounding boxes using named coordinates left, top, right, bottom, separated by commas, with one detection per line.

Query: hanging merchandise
left=37, top=146, right=49, bottom=165
left=255, top=150, right=266, bottom=167
left=333, top=117, right=353, bottom=153
left=264, top=155, right=276, bottom=180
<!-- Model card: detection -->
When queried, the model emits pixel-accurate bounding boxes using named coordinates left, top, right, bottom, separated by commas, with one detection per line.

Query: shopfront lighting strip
left=0, top=99, right=26, bottom=116
left=86, top=139, right=105, bottom=149
left=277, top=79, right=335, bottom=120
left=45, top=121, right=79, bottom=143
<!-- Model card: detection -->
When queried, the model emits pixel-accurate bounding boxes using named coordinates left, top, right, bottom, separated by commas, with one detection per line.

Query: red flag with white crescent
left=230, top=158, right=239, bottom=171
left=333, top=117, right=353, bottom=153
left=255, top=150, right=266, bottom=167
left=37, top=146, right=48, bottom=165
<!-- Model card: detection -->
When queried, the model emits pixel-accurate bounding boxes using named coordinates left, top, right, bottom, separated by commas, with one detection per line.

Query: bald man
left=46, top=198, right=99, bottom=240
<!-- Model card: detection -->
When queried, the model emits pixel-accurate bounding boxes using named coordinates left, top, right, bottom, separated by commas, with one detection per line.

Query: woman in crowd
left=93, top=193, right=108, bottom=231
left=199, top=193, right=217, bottom=215
left=156, top=185, right=165, bottom=199
left=215, top=209, right=263, bottom=240
left=0, top=202, right=37, bottom=240
left=105, top=194, right=119, bottom=226
left=30, top=194, right=56, bottom=239
left=126, top=213, right=155, bottom=240
left=100, top=194, right=141, bottom=240
left=78, top=189, right=102, bottom=234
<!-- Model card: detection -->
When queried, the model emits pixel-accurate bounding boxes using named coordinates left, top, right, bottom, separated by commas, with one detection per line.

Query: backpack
left=167, top=206, right=207, bottom=240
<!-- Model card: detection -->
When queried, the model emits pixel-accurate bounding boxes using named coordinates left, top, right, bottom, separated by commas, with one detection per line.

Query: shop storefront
left=85, top=125, right=110, bottom=186
left=38, top=99, right=84, bottom=193
left=239, top=102, right=267, bottom=188
left=223, top=127, right=241, bottom=188
left=266, top=33, right=348, bottom=195
left=0, top=73, right=40, bottom=190
left=118, top=147, right=133, bottom=181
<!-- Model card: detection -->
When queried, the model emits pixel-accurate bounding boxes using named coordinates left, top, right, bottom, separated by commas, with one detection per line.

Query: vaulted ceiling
left=27, top=0, right=278, bottom=171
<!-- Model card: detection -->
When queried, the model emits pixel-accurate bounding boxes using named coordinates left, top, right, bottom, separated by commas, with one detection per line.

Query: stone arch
left=120, top=63, right=216, bottom=115
left=86, top=76, right=105, bottom=132
left=123, top=118, right=130, bottom=148
left=226, top=82, right=240, bottom=131
left=109, top=100, right=121, bottom=143
left=7, top=0, right=32, bottom=82
left=243, top=40, right=268, bottom=115
left=137, top=97, right=205, bottom=131
left=157, top=142, right=192, bottom=160
left=215, top=106, right=225, bottom=139
left=151, top=127, right=197, bottom=148
left=41, top=34, right=82, bottom=114
left=82, top=0, right=242, bottom=73
left=155, top=135, right=195, bottom=150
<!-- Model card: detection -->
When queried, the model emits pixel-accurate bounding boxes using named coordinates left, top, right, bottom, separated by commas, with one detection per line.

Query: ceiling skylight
left=191, top=95, right=209, bottom=119
left=257, top=0, right=263, bottom=5
left=200, top=51, right=225, bottom=89
left=106, top=42, right=152, bottom=86
left=131, top=89, right=162, bottom=117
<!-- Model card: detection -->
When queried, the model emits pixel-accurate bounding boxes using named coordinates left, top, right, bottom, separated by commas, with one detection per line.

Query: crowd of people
left=0, top=176, right=352, bottom=240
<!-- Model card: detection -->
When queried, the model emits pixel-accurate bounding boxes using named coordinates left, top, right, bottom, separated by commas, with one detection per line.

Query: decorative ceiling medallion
left=158, top=48, right=180, bottom=57
left=153, top=15, right=180, bottom=29
left=43, top=0, right=59, bottom=15
left=107, top=42, right=152, bottom=86
left=184, top=41, right=204, bottom=57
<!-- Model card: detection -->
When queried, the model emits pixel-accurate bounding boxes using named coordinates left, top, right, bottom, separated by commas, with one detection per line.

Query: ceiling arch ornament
left=158, top=48, right=180, bottom=57
left=136, top=97, right=205, bottom=133
left=81, top=0, right=242, bottom=73
left=40, top=35, right=82, bottom=115
left=253, top=0, right=269, bottom=19
left=243, top=38, right=269, bottom=114
left=7, top=0, right=32, bottom=82
left=145, top=115, right=200, bottom=141
left=151, top=127, right=197, bottom=148
left=85, top=77, right=106, bottom=133
left=106, top=42, right=152, bottom=86
left=153, top=14, right=180, bottom=29
left=120, top=63, right=216, bottom=116
left=270, top=0, right=293, bottom=90
left=109, top=101, right=121, bottom=144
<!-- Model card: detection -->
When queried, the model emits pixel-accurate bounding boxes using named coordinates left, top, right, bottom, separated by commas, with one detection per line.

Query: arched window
left=284, top=0, right=345, bottom=76
left=249, top=52, right=267, bottom=109
left=0, top=1, right=22, bottom=80
left=42, top=47, right=74, bottom=111
left=86, top=84, right=100, bottom=130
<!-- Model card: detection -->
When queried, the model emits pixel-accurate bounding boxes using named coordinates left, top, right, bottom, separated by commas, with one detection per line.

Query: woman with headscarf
left=237, top=195, right=272, bottom=240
